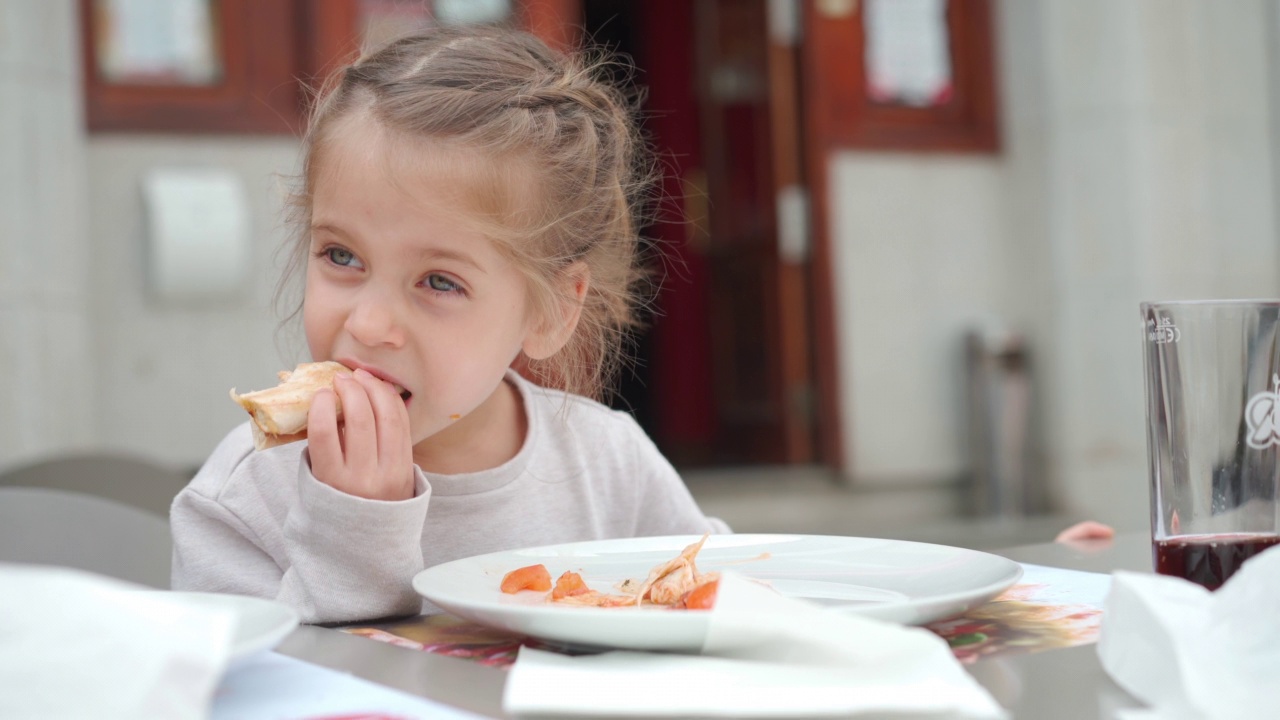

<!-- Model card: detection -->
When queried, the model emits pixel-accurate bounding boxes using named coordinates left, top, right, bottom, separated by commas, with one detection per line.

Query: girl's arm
left=625, top=420, right=731, bottom=536
left=170, top=488, right=286, bottom=598
left=170, top=440, right=432, bottom=624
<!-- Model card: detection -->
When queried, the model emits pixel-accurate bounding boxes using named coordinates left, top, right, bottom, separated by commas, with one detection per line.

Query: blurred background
left=3, top=0, right=1277, bottom=550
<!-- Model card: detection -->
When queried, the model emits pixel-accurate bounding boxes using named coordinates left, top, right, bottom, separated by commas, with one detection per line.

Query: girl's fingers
left=311, top=370, right=412, bottom=500
left=352, top=369, right=412, bottom=469
left=333, top=373, right=376, bottom=472
left=306, top=388, right=344, bottom=474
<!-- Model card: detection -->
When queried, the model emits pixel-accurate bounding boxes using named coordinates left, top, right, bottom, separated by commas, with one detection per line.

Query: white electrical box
left=142, top=167, right=250, bottom=302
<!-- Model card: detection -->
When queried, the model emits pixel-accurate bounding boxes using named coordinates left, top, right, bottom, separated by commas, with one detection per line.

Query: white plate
left=413, top=534, right=1023, bottom=652
left=165, top=592, right=299, bottom=661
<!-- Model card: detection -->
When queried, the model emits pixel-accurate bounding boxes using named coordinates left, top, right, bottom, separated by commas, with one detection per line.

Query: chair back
left=0, top=453, right=192, bottom=518
left=0, top=487, right=172, bottom=588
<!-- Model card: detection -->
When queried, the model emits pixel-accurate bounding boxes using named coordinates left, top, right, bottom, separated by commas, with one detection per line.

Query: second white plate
left=164, top=591, right=299, bottom=661
left=413, top=534, right=1022, bottom=652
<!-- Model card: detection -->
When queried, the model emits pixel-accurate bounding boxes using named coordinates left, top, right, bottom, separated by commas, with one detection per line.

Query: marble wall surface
left=0, top=1, right=95, bottom=469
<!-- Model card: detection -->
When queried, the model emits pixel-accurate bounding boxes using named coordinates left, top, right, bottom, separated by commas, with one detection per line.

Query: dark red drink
left=1153, top=533, right=1280, bottom=590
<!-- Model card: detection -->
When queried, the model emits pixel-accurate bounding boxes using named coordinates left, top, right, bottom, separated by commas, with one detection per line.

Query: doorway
left=583, top=0, right=825, bottom=469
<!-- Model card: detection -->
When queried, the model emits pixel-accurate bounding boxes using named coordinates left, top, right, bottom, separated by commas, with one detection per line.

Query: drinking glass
left=1141, top=300, right=1280, bottom=590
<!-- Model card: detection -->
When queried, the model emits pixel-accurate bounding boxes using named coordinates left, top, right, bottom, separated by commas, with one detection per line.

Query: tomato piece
left=551, top=571, right=591, bottom=599
left=680, top=579, right=719, bottom=610
left=500, top=564, right=552, bottom=593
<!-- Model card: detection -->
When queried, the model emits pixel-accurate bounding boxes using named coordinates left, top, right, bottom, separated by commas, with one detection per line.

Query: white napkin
left=0, top=563, right=236, bottom=720
left=1097, top=545, right=1280, bottom=720
left=504, top=572, right=1007, bottom=719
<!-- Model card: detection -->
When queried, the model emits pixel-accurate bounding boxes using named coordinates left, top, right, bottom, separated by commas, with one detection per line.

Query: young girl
left=170, top=25, right=728, bottom=624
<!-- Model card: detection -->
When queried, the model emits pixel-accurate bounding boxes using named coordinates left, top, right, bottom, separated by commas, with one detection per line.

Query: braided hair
left=280, top=25, right=657, bottom=403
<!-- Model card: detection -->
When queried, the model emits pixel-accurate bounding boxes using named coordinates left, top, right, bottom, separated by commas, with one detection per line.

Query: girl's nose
left=344, top=288, right=406, bottom=348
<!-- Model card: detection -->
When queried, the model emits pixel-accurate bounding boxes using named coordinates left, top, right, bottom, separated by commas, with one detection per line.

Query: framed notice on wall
left=81, top=0, right=567, bottom=134
left=81, top=0, right=304, bottom=133
left=806, top=0, right=999, bottom=152
left=92, top=0, right=223, bottom=86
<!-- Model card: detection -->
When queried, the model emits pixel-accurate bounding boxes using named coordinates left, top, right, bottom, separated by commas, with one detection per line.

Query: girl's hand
left=307, top=368, right=415, bottom=501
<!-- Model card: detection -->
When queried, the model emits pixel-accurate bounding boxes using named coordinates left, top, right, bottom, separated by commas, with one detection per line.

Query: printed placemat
left=341, top=563, right=1111, bottom=668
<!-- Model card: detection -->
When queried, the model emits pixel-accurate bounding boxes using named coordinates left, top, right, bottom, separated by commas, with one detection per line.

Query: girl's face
left=303, top=120, right=540, bottom=453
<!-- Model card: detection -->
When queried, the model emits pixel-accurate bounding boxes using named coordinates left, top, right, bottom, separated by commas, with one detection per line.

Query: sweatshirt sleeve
left=171, top=447, right=432, bottom=624
left=623, top=416, right=732, bottom=536
left=278, top=452, right=432, bottom=622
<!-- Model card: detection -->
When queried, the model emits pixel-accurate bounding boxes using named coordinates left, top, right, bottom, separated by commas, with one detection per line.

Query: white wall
left=87, top=138, right=304, bottom=468
left=830, top=155, right=1008, bottom=484
left=0, top=2, right=95, bottom=469
left=1030, top=0, right=1278, bottom=528
left=831, top=0, right=1280, bottom=530
left=0, top=2, right=300, bottom=474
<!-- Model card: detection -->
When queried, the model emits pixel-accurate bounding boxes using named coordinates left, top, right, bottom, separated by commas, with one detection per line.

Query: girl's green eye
left=327, top=247, right=357, bottom=266
left=427, top=274, right=461, bottom=293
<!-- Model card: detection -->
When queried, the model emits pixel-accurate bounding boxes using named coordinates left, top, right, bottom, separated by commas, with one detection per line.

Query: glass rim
left=1141, top=299, right=1280, bottom=310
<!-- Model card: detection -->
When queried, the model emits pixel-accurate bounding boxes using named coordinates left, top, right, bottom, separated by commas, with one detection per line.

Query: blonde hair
left=279, top=24, right=657, bottom=402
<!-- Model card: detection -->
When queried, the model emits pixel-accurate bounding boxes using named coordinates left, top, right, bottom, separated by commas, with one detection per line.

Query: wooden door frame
left=764, top=10, right=818, bottom=464
left=802, top=112, right=845, bottom=471
left=796, top=6, right=845, bottom=471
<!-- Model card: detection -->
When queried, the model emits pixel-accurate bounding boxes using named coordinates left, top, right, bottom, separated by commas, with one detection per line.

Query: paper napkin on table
left=1098, top=545, right=1280, bottom=720
left=0, top=563, right=236, bottom=720
left=504, top=572, right=1007, bottom=719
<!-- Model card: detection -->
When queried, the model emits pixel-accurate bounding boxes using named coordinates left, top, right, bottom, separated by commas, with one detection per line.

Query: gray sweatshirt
left=170, top=372, right=729, bottom=623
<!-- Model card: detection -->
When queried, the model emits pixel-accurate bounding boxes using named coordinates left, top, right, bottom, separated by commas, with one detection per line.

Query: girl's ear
left=523, top=262, right=590, bottom=360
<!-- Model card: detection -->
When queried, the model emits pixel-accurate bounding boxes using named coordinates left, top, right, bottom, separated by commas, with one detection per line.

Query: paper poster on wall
left=93, top=0, right=222, bottom=85
left=864, top=0, right=954, bottom=107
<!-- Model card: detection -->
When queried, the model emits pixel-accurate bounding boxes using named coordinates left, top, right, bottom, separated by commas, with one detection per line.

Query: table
left=275, top=532, right=1155, bottom=719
